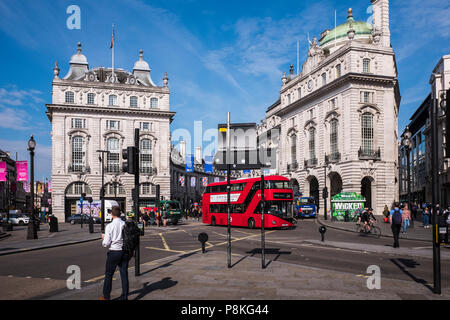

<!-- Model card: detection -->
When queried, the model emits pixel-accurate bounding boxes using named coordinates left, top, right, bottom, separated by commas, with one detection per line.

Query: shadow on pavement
left=390, top=258, right=434, bottom=293
left=139, top=251, right=198, bottom=277
left=245, top=248, right=291, bottom=268
left=125, top=277, right=178, bottom=300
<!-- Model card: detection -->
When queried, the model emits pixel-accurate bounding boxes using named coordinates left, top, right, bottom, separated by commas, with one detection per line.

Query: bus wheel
left=211, top=216, right=216, bottom=226
left=248, top=218, right=255, bottom=229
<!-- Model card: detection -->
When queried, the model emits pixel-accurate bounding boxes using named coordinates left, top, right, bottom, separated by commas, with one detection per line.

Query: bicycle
left=355, top=220, right=381, bottom=238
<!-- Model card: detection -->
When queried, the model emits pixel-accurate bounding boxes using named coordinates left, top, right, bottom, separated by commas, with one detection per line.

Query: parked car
left=8, top=213, right=30, bottom=226
left=67, top=214, right=101, bottom=224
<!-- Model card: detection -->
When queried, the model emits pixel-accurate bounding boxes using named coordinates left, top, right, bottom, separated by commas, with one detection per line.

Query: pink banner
left=16, top=161, right=29, bottom=182
left=0, top=161, right=6, bottom=182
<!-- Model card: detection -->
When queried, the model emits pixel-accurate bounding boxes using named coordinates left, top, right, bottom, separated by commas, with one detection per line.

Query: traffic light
left=446, top=89, right=450, bottom=157
left=322, top=187, right=328, bottom=199
left=122, top=146, right=138, bottom=174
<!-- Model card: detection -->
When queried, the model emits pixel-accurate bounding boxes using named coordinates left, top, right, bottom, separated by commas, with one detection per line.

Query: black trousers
left=103, top=250, right=129, bottom=300
left=391, top=224, right=401, bottom=247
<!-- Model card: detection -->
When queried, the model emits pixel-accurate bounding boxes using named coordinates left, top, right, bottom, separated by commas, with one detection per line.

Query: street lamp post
left=27, top=135, right=37, bottom=240
left=97, top=150, right=110, bottom=233
left=323, top=154, right=329, bottom=221
left=401, top=127, right=412, bottom=218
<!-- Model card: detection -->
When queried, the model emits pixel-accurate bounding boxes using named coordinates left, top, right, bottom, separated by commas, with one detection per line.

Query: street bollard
left=88, top=218, right=94, bottom=234
left=198, top=232, right=208, bottom=253
left=319, top=226, right=327, bottom=242
left=49, top=216, right=58, bottom=232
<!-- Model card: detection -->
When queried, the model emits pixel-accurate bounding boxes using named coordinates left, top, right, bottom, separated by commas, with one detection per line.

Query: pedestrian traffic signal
left=122, top=146, right=138, bottom=174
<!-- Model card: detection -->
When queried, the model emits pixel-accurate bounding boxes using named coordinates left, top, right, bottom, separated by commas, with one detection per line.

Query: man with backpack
left=101, top=206, right=137, bottom=300
left=390, top=203, right=403, bottom=248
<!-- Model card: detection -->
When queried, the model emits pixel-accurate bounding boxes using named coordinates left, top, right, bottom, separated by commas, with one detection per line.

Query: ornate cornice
left=46, top=104, right=176, bottom=120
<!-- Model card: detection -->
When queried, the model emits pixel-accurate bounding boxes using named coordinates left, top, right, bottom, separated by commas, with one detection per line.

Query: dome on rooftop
left=69, top=42, right=88, bottom=65
left=133, top=49, right=150, bottom=71
left=320, top=8, right=372, bottom=48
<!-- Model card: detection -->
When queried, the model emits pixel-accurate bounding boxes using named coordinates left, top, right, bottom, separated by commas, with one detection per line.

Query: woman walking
left=422, top=206, right=430, bottom=228
left=402, top=204, right=411, bottom=233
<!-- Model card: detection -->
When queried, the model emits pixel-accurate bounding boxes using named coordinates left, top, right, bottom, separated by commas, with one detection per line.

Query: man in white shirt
left=101, top=206, right=129, bottom=300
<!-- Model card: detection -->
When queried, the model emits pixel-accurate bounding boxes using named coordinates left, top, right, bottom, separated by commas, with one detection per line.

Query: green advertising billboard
left=331, top=192, right=366, bottom=221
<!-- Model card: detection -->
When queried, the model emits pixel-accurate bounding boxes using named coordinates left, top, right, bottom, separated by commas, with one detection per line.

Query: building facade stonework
left=262, top=0, right=401, bottom=216
left=46, top=43, right=174, bottom=221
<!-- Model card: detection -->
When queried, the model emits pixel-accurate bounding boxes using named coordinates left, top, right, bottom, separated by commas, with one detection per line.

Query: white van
left=104, top=200, right=121, bottom=223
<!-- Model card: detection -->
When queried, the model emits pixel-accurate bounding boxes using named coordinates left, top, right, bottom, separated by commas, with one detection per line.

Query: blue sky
left=0, top=0, right=449, bottom=180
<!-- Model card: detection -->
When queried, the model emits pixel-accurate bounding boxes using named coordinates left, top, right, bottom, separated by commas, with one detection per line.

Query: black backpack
left=392, top=209, right=402, bottom=225
left=122, top=221, right=140, bottom=259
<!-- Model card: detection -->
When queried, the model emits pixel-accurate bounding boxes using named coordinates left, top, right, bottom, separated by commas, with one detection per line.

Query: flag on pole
left=110, top=24, right=115, bottom=49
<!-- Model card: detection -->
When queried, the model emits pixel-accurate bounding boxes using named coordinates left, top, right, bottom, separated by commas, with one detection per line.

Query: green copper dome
left=320, top=12, right=372, bottom=47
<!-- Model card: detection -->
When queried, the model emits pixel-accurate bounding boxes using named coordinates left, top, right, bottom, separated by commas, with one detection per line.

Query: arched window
left=290, top=134, right=297, bottom=164
left=130, top=96, right=138, bottom=107
left=150, top=98, right=158, bottom=109
left=109, top=95, right=117, bottom=106
left=361, top=113, right=374, bottom=153
left=65, top=91, right=74, bottom=103
left=87, top=93, right=95, bottom=105
left=140, top=139, right=152, bottom=174
left=336, top=64, right=341, bottom=78
left=330, top=119, right=339, bottom=158
left=72, top=136, right=85, bottom=172
left=106, top=138, right=119, bottom=173
left=309, top=127, right=316, bottom=161
left=363, top=58, right=371, bottom=73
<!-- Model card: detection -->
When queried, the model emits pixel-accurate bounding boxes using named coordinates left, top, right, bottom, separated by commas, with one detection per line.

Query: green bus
left=143, top=200, right=182, bottom=225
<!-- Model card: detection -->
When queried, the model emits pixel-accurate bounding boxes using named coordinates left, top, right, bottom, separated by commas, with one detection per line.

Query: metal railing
left=287, top=161, right=298, bottom=172
left=358, top=147, right=381, bottom=160
left=68, top=165, right=91, bottom=174
left=329, top=152, right=341, bottom=163
left=304, top=158, right=318, bottom=168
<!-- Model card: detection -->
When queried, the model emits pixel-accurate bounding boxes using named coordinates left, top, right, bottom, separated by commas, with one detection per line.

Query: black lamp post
left=323, top=154, right=329, bottom=220
left=27, top=135, right=37, bottom=240
left=97, top=150, right=109, bottom=233
left=401, top=127, right=412, bottom=214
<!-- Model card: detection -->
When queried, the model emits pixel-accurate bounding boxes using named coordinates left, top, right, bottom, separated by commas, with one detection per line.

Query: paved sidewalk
left=317, top=216, right=432, bottom=242
left=45, top=249, right=450, bottom=300
left=0, top=223, right=102, bottom=256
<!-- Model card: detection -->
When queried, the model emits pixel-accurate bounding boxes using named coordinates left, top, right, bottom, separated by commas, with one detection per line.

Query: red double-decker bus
left=202, top=175, right=294, bottom=229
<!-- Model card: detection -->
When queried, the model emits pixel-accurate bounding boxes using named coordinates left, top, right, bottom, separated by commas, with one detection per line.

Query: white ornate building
left=262, top=0, right=401, bottom=215
left=46, top=43, right=174, bottom=221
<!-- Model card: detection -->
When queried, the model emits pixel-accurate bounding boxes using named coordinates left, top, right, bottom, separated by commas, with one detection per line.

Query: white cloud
left=0, top=108, right=30, bottom=130
left=0, top=87, right=44, bottom=109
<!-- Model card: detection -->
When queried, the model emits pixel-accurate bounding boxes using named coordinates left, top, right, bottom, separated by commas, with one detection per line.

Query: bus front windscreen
left=262, top=201, right=292, bottom=218
left=166, top=202, right=180, bottom=211
left=300, top=198, right=315, bottom=205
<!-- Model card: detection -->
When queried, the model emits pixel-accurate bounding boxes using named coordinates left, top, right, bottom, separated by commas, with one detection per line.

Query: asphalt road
left=0, top=218, right=449, bottom=298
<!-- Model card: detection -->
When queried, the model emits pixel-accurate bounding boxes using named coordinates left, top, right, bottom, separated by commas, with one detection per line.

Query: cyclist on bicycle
left=361, top=207, right=376, bottom=232
left=354, top=208, right=363, bottom=225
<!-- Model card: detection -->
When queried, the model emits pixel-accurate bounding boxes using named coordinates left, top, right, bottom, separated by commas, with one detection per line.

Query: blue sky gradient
left=0, top=0, right=449, bottom=180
